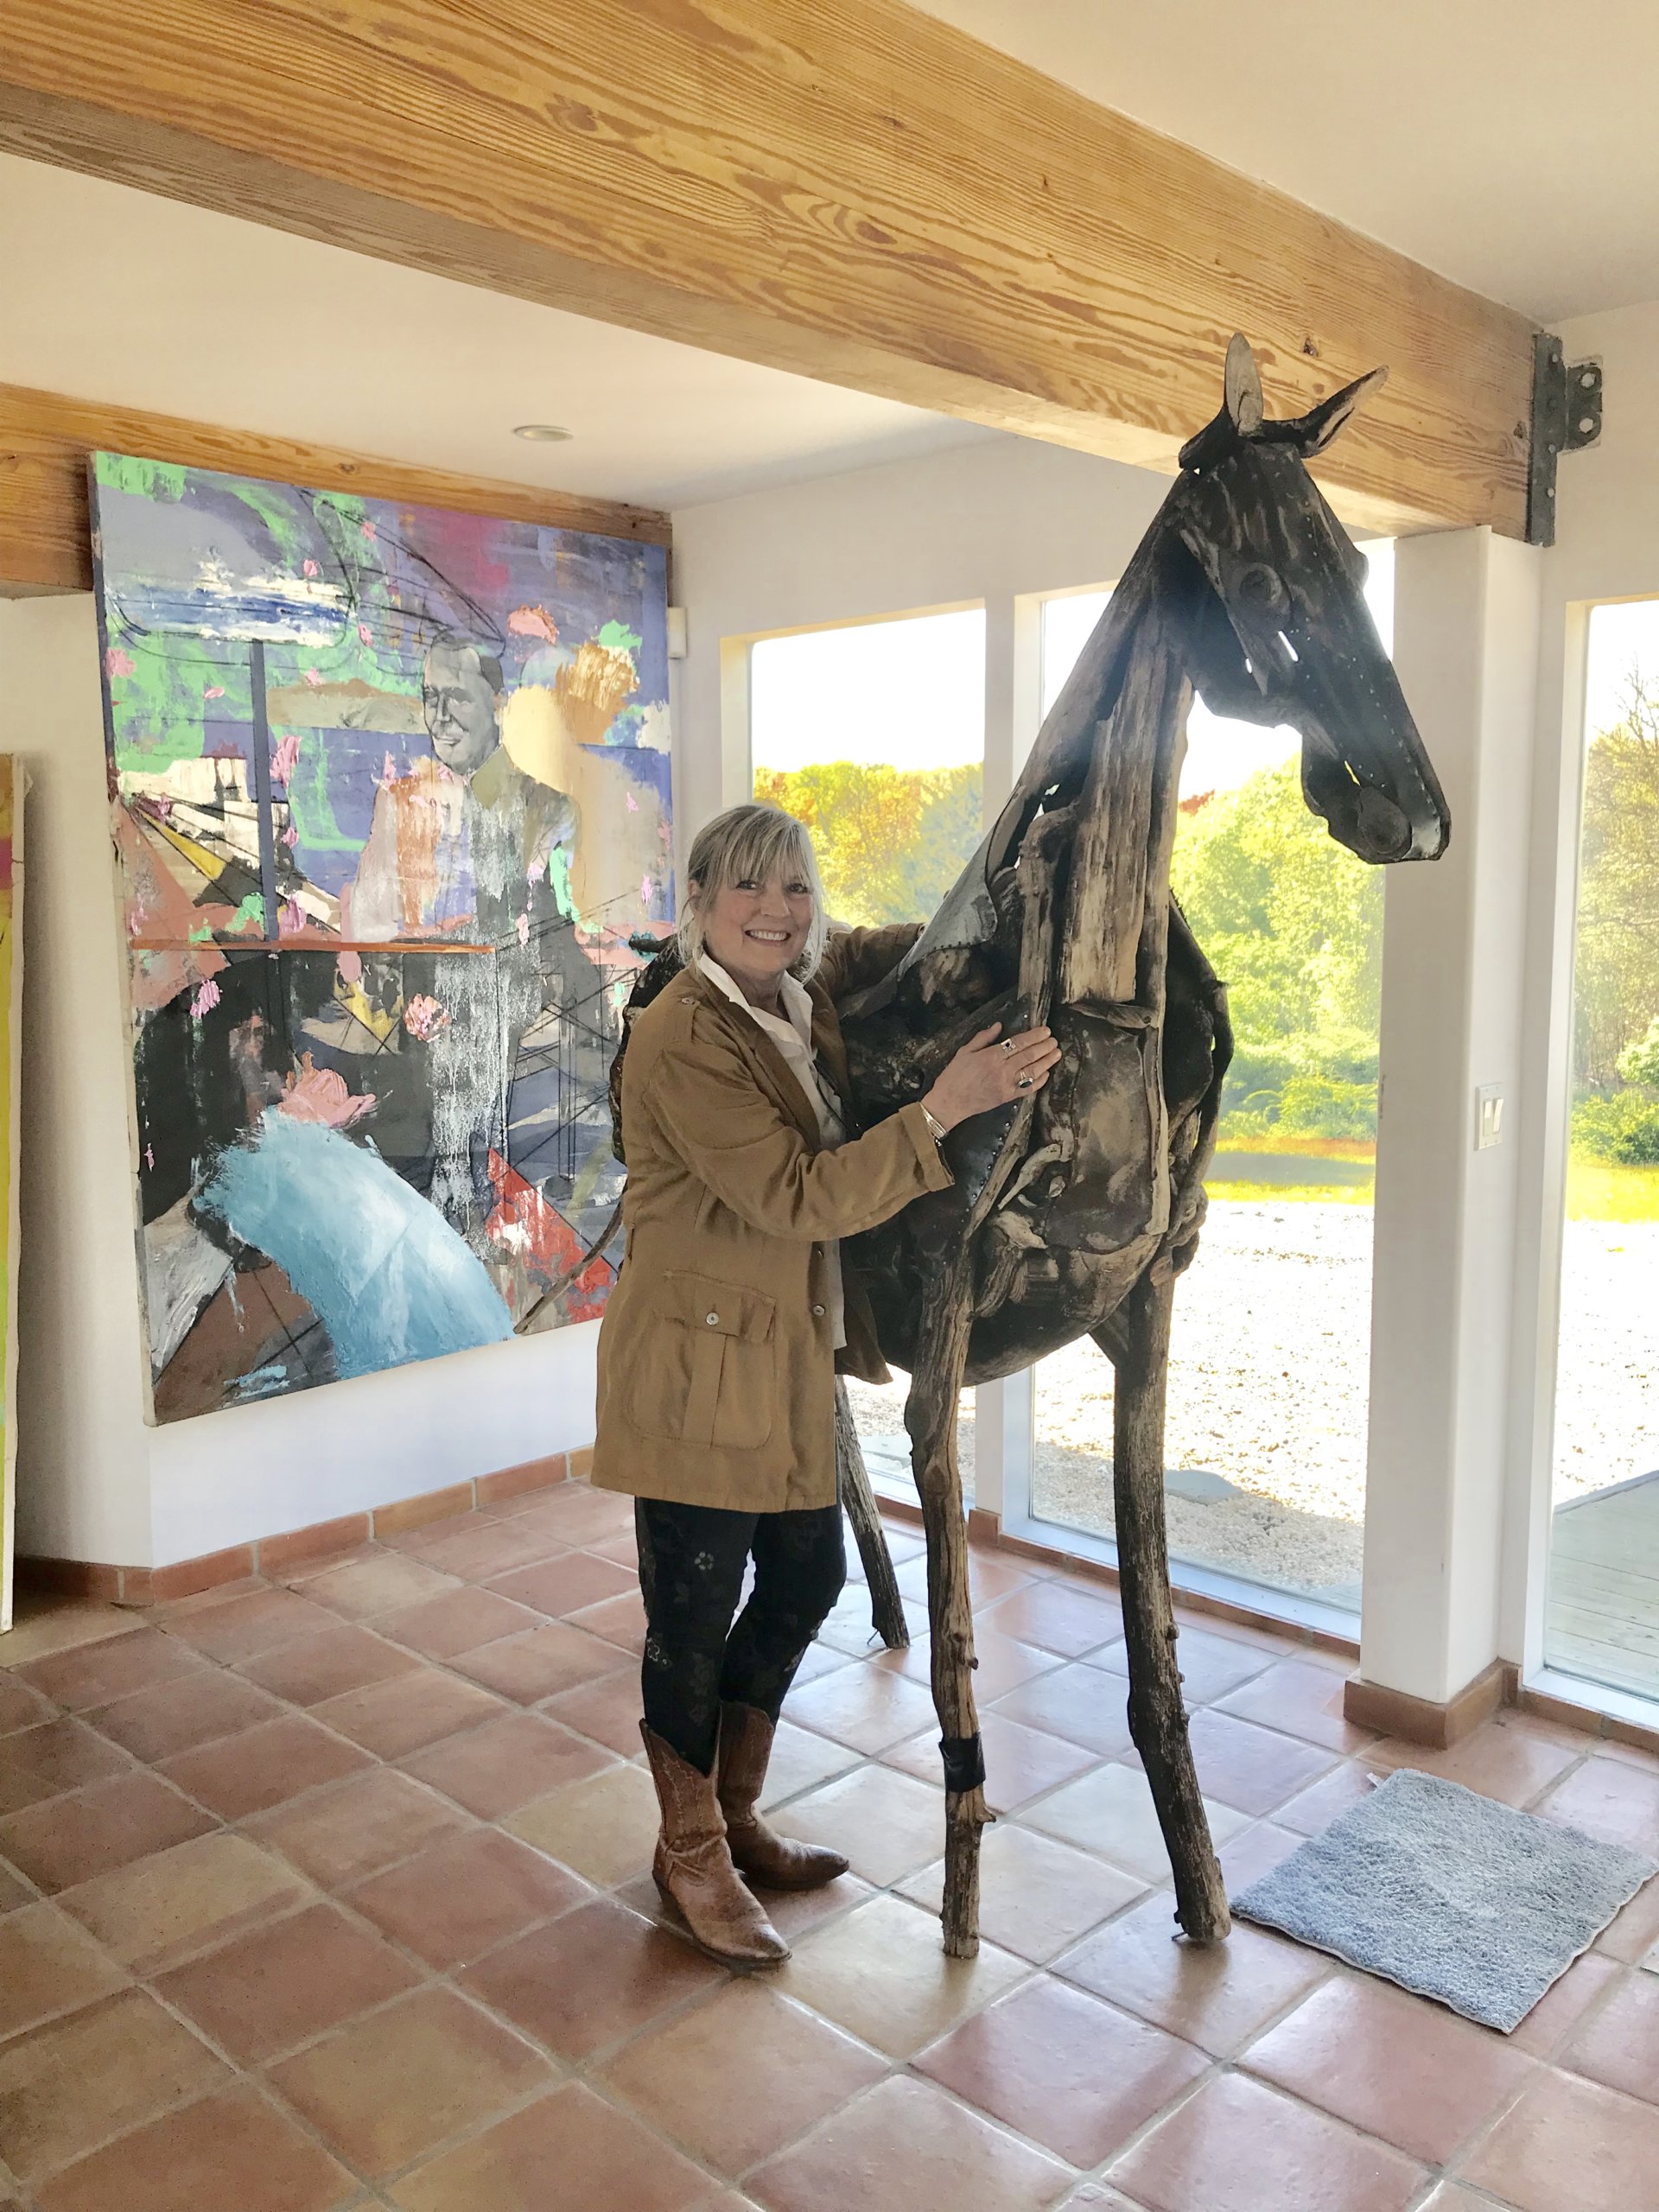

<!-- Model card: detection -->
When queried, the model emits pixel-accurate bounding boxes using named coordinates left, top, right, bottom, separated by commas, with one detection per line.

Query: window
left=1544, top=599, right=1659, bottom=1700
left=1024, top=550, right=1395, bottom=1625
left=749, top=607, right=986, bottom=1494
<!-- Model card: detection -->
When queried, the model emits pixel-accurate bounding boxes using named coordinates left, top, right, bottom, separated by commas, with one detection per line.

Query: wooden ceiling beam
left=0, top=0, right=1536, bottom=538
left=0, top=384, right=671, bottom=597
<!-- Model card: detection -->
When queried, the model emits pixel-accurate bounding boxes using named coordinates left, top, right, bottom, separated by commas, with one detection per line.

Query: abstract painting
left=91, top=454, right=671, bottom=1423
left=0, top=759, right=22, bottom=1628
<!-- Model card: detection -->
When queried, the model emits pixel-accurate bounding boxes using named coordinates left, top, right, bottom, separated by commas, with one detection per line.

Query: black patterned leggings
left=634, top=1497, right=847, bottom=1774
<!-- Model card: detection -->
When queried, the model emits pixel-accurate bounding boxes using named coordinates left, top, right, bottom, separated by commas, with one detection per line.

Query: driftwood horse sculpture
left=612, top=338, right=1450, bottom=1957
left=837, top=337, right=1449, bottom=1952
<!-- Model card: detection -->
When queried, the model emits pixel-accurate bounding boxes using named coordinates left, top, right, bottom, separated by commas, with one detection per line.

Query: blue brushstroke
left=199, top=1113, right=512, bottom=1379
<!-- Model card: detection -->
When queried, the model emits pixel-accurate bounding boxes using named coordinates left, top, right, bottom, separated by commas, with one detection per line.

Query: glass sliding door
left=1545, top=601, right=1659, bottom=1701
left=1025, top=552, right=1396, bottom=1622
left=748, top=608, right=986, bottom=1497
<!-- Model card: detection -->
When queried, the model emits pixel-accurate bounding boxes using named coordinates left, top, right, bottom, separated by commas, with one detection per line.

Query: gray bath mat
left=1232, top=1767, right=1656, bottom=2032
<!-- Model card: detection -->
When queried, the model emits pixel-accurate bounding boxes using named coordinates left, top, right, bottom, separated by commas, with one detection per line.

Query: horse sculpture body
left=609, top=337, right=1451, bottom=1956
left=835, top=337, right=1450, bottom=1953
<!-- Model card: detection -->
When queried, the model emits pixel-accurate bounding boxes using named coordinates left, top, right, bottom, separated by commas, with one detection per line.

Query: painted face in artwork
left=422, top=640, right=503, bottom=776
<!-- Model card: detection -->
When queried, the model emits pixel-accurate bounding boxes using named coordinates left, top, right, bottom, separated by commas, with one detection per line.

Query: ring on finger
left=1001, top=1039, right=1015, bottom=1054
left=1015, top=1073, right=1034, bottom=1090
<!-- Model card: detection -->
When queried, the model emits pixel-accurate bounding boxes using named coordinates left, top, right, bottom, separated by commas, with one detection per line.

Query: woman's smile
left=700, top=872, right=814, bottom=1005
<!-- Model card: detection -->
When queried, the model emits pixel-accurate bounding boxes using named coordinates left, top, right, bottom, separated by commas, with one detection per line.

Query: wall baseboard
left=1343, top=1658, right=1507, bottom=1749
left=15, top=1449, right=582, bottom=1607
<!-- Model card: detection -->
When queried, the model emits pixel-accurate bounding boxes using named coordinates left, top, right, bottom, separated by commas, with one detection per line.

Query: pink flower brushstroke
left=358, top=622, right=373, bottom=646
left=516, top=910, right=531, bottom=949
left=507, top=605, right=559, bottom=645
left=277, top=899, right=305, bottom=937
left=204, top=684, right=226, bottom=700
left=302, top=558, right=321, bottom=579
left=104, top=647, right=135, bottom=679
left=283, top=825, right=298, bottom=849
left=403, top=993, right=448, bottom=1040
left=270, top=729, right=302, bottom=785
left=625, top=790, right=639, bottom=812
left=336, top=950, right=363, bottom=986
left=302, top=668, right=323, bottom=688
left=189, top=977, right=221, bottom=1020
left=276, top=1055, right=377, bottom=1129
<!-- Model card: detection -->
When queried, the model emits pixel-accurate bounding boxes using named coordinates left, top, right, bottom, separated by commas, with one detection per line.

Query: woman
left=592, top=803, right=1060, bottom=1965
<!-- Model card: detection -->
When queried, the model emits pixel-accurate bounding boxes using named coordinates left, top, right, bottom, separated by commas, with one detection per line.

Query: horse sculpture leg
left=907, top=1272, right=988, bottom=1958
left=835, top=1378, right=909, bottom=1652
left=1096, top=1274, right=1230, bottom=1944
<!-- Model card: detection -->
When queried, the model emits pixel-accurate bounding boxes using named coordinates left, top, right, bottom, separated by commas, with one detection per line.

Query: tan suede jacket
left=590, top=924, right=952, bottom=1513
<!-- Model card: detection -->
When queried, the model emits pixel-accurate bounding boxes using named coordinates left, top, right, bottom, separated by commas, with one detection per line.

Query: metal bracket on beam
left=1527, top=334, right=1603, bottom=546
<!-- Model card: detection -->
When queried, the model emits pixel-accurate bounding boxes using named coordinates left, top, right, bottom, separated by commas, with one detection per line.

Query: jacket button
left=811, top=1303, right=826, bottom=1318
left=705, top=1312, right=720, bottom=1326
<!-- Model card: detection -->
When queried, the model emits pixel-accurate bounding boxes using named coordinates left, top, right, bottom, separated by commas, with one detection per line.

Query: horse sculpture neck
left=839, top=503, right=1234, bottom=1387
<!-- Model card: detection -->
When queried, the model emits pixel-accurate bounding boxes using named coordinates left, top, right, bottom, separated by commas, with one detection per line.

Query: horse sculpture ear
left=1224, top=334, right=1265, bottom=434
left=1285, top=365, right=1389, bottom=455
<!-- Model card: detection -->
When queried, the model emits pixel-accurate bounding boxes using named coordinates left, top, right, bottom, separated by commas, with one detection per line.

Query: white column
left=1359, top=529, right=1543, bottom=1704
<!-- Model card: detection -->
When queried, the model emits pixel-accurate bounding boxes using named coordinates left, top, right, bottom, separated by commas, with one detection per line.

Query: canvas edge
left=0, top=757, right=22, bottom=1631
left=87, top=452, right=167, bottom=1429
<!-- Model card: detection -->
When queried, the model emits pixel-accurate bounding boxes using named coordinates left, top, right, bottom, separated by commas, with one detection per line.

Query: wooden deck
left=1548, top=1470, right=1659, bottom=1700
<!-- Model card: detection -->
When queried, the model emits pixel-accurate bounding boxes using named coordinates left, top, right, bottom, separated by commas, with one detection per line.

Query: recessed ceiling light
left=512, top=423, right=573, bottom=442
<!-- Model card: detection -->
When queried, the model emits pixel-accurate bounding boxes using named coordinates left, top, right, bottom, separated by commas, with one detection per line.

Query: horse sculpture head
left=1169, top=334, right=1449, bottom=864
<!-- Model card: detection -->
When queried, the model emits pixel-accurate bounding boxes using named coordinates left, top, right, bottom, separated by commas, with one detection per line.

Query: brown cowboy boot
left=639, top=1723, right=789, bottom=1967
left=718, top=1701, right=849, bottom=1890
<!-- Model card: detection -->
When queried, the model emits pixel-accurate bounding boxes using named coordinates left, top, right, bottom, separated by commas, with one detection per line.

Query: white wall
left=0, top=594, right=599, bottom=1570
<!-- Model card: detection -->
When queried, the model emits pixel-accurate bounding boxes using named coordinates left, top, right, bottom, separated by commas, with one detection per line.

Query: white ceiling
left=915, top=0, right=1659, bottom=322
left=0, top=156, right=992, bottom=514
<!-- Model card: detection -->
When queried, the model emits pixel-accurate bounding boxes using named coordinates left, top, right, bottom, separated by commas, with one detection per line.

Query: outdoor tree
left=1170, top=758, right=1382, bottom=1134
left=754, top=760, right=982, bottom=927
left=1575, top=674, right=1659, bottom=1093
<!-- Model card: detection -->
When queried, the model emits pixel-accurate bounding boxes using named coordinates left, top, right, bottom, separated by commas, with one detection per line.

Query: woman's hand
left=922, top=1024, right=1062, bottom=1132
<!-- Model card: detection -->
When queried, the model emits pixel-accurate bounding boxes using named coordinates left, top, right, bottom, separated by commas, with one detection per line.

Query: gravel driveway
left=849, top=1199, right=1657, bottom=1612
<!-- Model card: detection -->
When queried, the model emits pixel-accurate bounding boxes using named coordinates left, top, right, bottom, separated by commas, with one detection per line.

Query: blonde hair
left=677, top=803, right=829, bottom=980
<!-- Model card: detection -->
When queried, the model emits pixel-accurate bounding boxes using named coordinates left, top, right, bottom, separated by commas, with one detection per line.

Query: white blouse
left=699, top=956, right=849, bottom=1350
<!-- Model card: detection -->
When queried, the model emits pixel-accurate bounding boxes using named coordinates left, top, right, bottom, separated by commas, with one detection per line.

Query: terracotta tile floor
left=1, top=1484, right=1656, bottom=2212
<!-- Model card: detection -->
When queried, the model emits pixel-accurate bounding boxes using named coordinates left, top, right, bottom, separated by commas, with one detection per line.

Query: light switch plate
left=1476, top=1084, right=1505, bottom=1150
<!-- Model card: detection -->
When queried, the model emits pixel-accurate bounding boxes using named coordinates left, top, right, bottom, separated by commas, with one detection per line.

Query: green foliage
left=1171, top=758, right=1382, bottom=1139
left=1220, top=1042, right=1301, bottom=1119
left=1574, top=676, right=1659, bottom=1091
left=1274, top=1076, right=1378, bottom=1140
left=753, top=760, right=983, bottom=927
left=1572, top=1090, right=1659, bottom=1165
left=1616, top=1014, right=1659, bottom=1088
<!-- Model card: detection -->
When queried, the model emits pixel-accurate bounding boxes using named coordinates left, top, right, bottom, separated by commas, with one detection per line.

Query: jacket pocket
left=630, top=1270, right=777, bottom=1451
